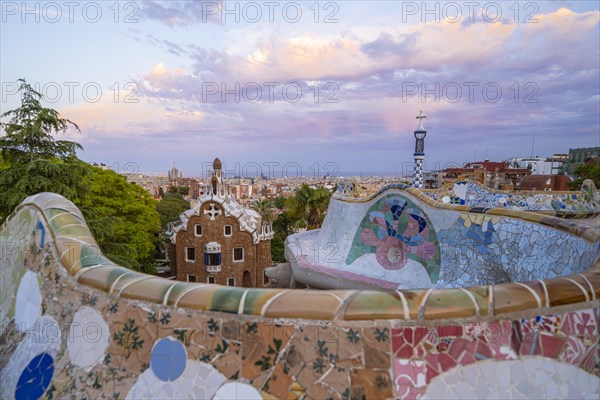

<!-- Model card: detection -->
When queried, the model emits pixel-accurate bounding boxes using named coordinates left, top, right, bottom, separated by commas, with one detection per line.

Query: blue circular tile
left=15, top=353, right=54, bottom=400
left=150, top=337, right=187, bottom=381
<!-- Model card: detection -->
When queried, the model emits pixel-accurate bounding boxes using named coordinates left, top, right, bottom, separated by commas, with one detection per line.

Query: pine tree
left=0, top=79, right=88, bottom=220
left=1, top=79, right=81, bottom=163
left=0, top=79, right=162, bottom=273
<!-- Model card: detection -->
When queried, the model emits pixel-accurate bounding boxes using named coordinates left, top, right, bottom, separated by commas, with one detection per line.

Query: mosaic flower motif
left=16, top=353, right=54, bottom=400
left=126, top=337, right=263, bottom=399
left=151, top=337, right=187, bottom=381
left=213, top=382, right=261, bottom=400
left=394, top=359, right=427, bottom=400
left=347, top=195, right=440, bottom=282
left=359, top=231, right=407, bottom=270
left=422, top=359, right=600, bottom=400
left=559, top=337, right=586, bottom=366
left=522, top=315, right=562, bottom=335
left=464, top=322, right=493, bottom=340
left=560, top=310, right=598, bottom=340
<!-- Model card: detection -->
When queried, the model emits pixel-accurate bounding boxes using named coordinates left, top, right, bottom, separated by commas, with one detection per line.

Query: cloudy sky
left=1, top=1, right=599, bottom=177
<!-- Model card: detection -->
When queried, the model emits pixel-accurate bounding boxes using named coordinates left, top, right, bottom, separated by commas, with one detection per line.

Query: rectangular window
left=207, top=276, right=215, bottom=284
left=185, top=247, right=196, bottom=261
left=187, top=275, right=197, bottom=282
left=205, top=253, right=221, bottom=266
left=233, top=247, right=244, bottom=262
left=195, top=224, right=202, bottom=236
left=227, top=278, right=235, bottom=286
left=224, top=225, right=233, bottom=236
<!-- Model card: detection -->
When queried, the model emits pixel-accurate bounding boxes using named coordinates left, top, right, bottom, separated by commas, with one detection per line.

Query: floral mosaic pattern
left=290, top=183, right=599, bottom=291
left=392, top=311, right=600, bottom=399
left=346, top=194, right=441, bottom=282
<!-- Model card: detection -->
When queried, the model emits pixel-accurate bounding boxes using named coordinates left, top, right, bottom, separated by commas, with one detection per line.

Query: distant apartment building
left=507, top=154, right=568, bottom=175
left=125, top=173, right=169, bottom=196
left=436, top=160, right=532, bottom=190
left=167, top=158, right=273, bottom=287
left=189, top=179, right=200, bottom=200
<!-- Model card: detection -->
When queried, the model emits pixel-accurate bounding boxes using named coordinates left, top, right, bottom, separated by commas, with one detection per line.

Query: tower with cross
left=168, top=157, right=274, bottom=288
left=211, top=157, right=223, bottom=195
left=413, top=111, right=427, bottom=189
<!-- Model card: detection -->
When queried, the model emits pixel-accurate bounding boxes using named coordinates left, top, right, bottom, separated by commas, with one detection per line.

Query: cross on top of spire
left=416, top=110, right=426, bottom=132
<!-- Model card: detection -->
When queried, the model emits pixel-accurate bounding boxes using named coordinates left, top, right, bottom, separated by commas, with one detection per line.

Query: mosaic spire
left=413, top=111, right=427, bottom=189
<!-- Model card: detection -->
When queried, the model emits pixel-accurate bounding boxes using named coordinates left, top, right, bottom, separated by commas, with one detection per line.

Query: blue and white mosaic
left=425, top=180, right=600, bottom=214
left=285, top=186, right=598, bottom=290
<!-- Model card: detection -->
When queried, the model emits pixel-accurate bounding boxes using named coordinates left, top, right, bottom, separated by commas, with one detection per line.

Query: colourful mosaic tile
left=423, top=179, right=600, bottom=216
left=0, top=192, right=599, bottom=399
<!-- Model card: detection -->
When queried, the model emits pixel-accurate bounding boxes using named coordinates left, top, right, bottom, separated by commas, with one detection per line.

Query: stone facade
left=168, top=158, right=274, bottom=288
left=169, top=202, right=272, bottom=287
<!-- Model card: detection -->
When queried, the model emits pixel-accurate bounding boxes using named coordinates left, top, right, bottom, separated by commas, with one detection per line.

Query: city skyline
left=2, top=1, right=599, bottom=173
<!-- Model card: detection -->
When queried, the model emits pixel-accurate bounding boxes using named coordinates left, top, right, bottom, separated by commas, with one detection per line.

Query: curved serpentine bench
left=422, top=179, right=600, bottom=220
left=280, top=182, right=599, bottom=293
left=1, top=192, right=598, bottom=399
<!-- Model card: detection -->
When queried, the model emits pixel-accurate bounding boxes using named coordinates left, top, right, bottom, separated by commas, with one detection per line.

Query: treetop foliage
left=570, top=160, right=600, bottom=190
left=0, top=79, right=161, bottom=273
left=1, top=79, right=81, bottom=163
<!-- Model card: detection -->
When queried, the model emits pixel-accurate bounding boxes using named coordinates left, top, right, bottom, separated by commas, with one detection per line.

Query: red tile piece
left=539, top=332, right=566, bottom=359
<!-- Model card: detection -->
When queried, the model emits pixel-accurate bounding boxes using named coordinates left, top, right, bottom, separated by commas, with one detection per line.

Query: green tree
left=273, top=209, right=293, bottom=238
left=287, top=184, right=332, bottom=230
left=250, top=198, right=275, bottom=223
left=0, top=79, right=88, bottom=220
left=270, top=236, right=286, bottom=263
left=569, top=161, right=600, bottom=190
left=0, top=159, right=90, bottom=220
left=273, top=196, right=286, bottom=209
left=156, top=193, right=190, bottom=229
left=1, top=79, right=81, bottom=162
left=0, top=79, right=162, bottom=274
left=78, top=166, right=161, bottom=273
left=168, top=186, right=189, bottom=196
left=270, top=210, right=294, bottom=262
left=0, top=154, right=8, bottom=170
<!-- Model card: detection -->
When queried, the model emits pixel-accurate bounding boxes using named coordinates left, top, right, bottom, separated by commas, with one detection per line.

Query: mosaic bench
left=422, top=179, right=600, bottom=219
left=1, top=192, right=599, bottom=399
left=279, top=182, right=599, bottom=291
